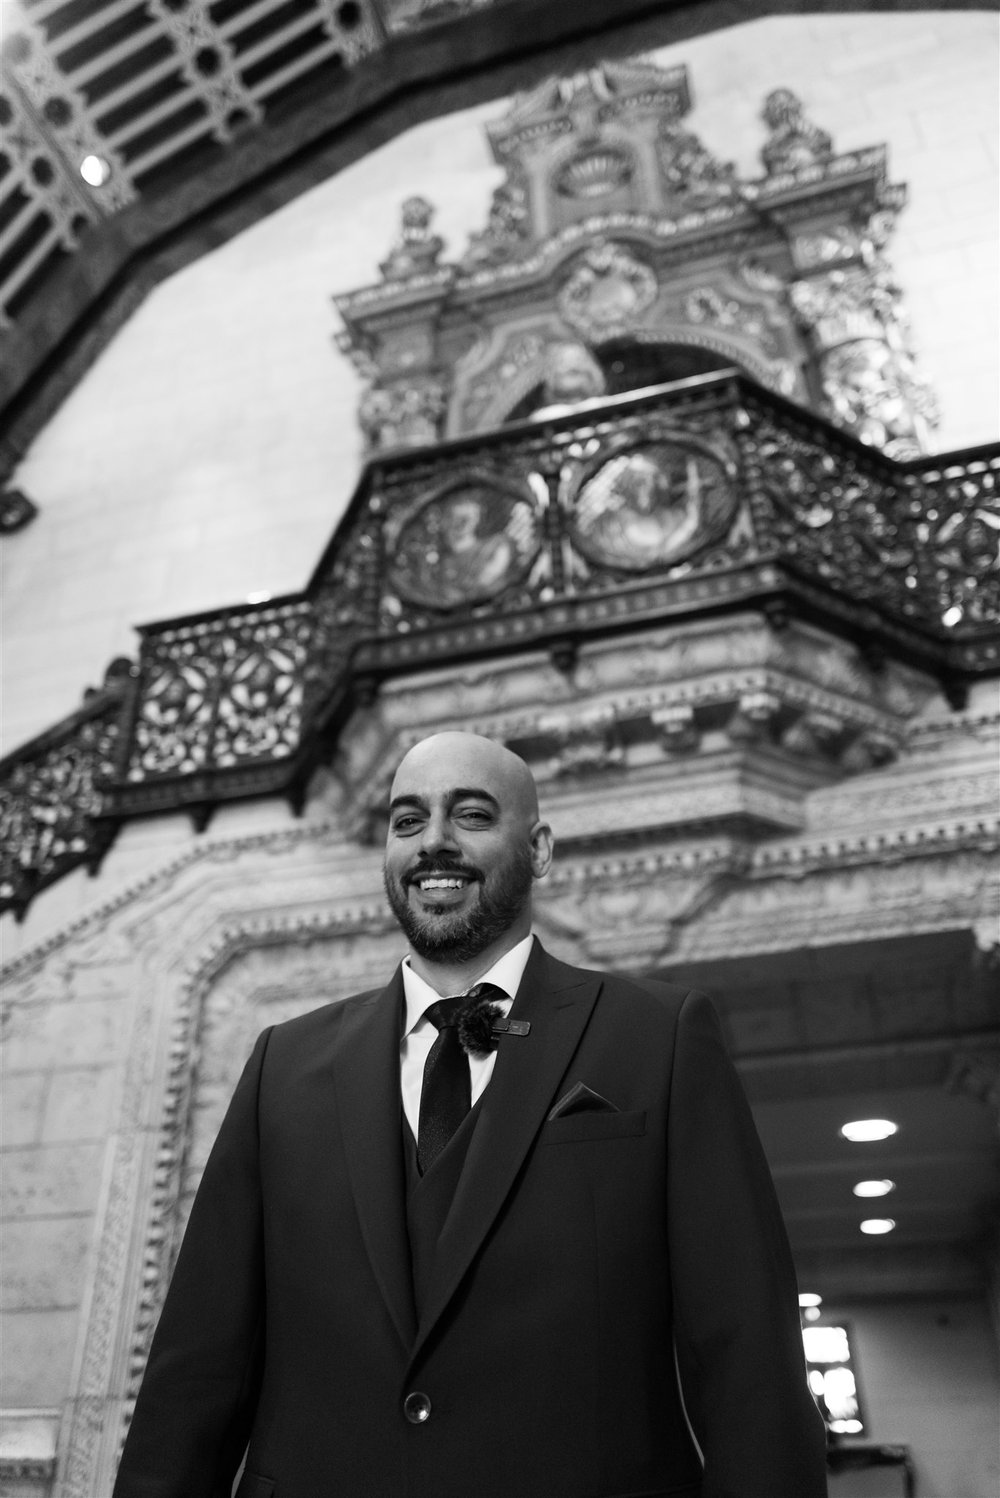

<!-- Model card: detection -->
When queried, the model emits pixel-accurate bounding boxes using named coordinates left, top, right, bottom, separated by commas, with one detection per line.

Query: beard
left=383, top=846, right=534, bottom=964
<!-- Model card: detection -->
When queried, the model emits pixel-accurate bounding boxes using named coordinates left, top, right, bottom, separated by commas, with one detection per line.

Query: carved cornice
left=752, top=815, right=999, bottom=876
left=0, top=818, right=341, bottom=984
left=4, top=794, right=996, bottom=996
left=0, top=1458, right=55, bottom=1478
left=0, top=1409, right=59, bottom=1488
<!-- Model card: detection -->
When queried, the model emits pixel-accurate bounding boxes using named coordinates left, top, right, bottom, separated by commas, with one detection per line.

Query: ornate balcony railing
left=2, top=371, right=997, bottom=917
left=0, top=661, right=132, bottom=918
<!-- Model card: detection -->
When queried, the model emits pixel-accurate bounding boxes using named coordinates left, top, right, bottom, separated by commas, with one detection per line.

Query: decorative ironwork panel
left=738, top=404, right=922, bottom=617
left=352, top=376, right=999, bottom=651
left=306, top=501, right=383, bottom=721
left=127, top=601, right=313, bottom=782
left=0, top=682, right=126, bottom=917
left=903, top=452, right=1000, bottom=630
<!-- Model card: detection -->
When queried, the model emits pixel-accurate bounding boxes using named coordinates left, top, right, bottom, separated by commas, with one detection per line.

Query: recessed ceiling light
left=841, top=1118, right=898, bottom=1143
left=941, top=604, right=964, bottom=627
left=79, top=154, right=111, bottom=186
left=860, top=1218, right=896, bottom=1235
left=853, top=1179, right=895, bottom=1198
left=798, top=1292, right=823, bottom=1307
left=803, top=1306, right=821, bottom=1322
left=802, top=1324, right=851, bottom=1362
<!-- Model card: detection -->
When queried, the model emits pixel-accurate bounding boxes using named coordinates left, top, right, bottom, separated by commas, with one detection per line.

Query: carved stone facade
left=335, top=61, right=938, bottom=457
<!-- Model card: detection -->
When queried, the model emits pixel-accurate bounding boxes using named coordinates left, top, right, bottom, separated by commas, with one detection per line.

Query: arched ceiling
left=0, top=0, right=980, bottom=478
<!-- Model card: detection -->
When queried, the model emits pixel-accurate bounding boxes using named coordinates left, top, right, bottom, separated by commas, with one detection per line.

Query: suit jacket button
left=403, top=1391, right=432, bottom=1424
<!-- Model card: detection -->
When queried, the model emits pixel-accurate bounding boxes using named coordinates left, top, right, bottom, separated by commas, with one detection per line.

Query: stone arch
left=485, top=324, right=798, bottom=429
left=12, top=818, right=393, bottom=1498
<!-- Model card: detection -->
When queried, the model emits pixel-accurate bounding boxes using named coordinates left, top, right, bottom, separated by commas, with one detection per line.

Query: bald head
left=390, top=732, right=540, bottom=826
left=383, top=732, right=553, bottom=982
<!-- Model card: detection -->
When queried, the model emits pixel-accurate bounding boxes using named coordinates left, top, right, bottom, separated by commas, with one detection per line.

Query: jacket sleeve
left=666, top=990, right=828, bottom=1498
left=112, top=1027, right=272, bottom=1498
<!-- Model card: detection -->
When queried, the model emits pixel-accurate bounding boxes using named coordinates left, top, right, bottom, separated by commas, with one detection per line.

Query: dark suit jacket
left=113, top=939, right=828, bottom=1498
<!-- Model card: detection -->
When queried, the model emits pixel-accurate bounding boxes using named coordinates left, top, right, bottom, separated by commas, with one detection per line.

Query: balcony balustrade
left=2, top=371, right=997, bottom=917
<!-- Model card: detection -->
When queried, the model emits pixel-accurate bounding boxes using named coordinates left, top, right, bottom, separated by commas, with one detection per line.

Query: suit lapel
left=331, top=968, right=417, bottom=1352
left=411, top=939, right=602, bottom=1361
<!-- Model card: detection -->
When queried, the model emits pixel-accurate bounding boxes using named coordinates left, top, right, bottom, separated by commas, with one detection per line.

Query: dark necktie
left=417, top=995, right=472, bottom=1174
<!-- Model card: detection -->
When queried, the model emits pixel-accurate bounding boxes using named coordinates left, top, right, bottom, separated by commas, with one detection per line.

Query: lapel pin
left=491, top=1019, right=531, bottom=1036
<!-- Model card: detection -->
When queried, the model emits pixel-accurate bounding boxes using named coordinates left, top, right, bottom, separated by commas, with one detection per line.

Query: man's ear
left=529, top=821, right=554, bottom=879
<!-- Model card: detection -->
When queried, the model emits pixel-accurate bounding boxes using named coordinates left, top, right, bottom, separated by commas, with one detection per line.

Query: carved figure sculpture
left=657, top=121, right=739, bottom=208
left=379, top=196, right=445, bottom=281
left=460, top=177, right=530, bottom=269
left=822, top=340, right=928, bottom=459
left=359, top=380, right=446, bottom=449
left=760, top=88, right=833, bottom=175
left=790, top=259, right=938, bottom=457
left=531, top=340, right=607, bottom=417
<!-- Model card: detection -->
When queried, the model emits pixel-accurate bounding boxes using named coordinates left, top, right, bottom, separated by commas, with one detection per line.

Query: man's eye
left=392, top=816, right=422, bottom=833
left=457, top=808, right=491, bottom=824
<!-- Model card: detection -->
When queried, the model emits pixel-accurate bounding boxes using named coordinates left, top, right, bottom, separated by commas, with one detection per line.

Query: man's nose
left=419, top=813, right=458, bottom=856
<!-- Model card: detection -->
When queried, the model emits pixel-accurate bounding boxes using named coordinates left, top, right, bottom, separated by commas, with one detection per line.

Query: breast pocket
left=539, top=1109, right=646, bottom=1144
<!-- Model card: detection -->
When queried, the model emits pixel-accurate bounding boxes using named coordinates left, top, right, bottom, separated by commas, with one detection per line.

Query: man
left=114, top=731, right=828, bottom=1498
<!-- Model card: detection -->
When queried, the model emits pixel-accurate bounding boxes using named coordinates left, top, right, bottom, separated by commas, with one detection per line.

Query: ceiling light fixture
left=860, top=1218, right=896, bottom=1235
left=840, top=1118, right=898, bottom=1143
left=853, top=1179, right=895, bottom=1198
left=798, top=1292, right=822, bottom=1308
left=79, top=154, right=111, bottom=186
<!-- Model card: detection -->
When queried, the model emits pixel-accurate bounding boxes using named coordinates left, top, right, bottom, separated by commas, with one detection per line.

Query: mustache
left=403, top=854, right=483, bottom=886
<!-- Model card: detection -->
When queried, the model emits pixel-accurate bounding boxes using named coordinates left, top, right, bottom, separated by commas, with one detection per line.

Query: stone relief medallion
left=558, top=240, right=657, bottom=339
left=569, top=435, right=737, bottom=572
left=387, top=474, right=541, bottom=609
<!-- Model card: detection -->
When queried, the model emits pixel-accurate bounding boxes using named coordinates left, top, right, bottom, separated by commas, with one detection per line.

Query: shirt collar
left=401, top=933, right=534, bottom=1039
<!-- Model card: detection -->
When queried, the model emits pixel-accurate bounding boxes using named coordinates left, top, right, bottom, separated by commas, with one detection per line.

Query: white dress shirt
left=400, top=934, right=534, bottom=1140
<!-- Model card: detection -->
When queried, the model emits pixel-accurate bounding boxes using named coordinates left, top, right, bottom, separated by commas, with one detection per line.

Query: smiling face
left=383, top=732, right=553, bottom=976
